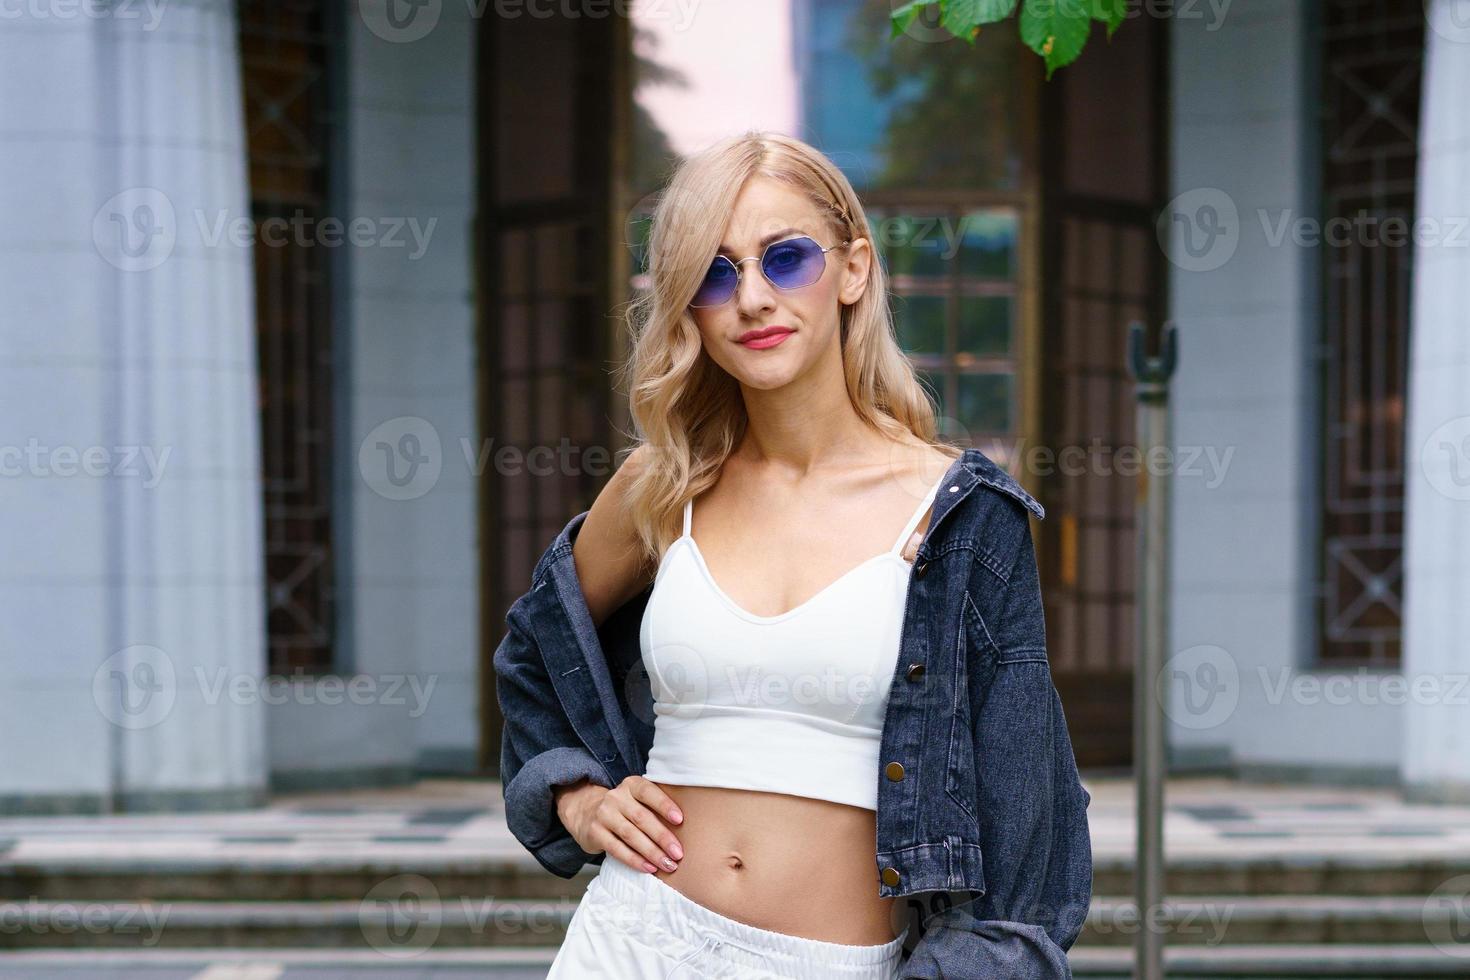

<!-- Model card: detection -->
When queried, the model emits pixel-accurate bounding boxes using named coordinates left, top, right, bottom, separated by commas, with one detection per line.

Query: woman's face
left=689, top=176, right=871, bottom=391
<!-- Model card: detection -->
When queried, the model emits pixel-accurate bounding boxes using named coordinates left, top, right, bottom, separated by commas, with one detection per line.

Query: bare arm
left=574, top=444, right=658, bottom=628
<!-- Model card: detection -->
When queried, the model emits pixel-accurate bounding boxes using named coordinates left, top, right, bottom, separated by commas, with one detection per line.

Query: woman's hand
left=554, top=775, right=685, bottom=874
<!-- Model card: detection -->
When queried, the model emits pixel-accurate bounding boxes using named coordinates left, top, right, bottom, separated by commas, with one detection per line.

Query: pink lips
left=737, top=326, right=794, bottom=350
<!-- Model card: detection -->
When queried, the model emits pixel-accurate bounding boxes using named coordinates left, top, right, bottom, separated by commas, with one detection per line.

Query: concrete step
left=2, top=894, right=1466, bottom=953
left=0, top=944, right=1465, bottom=978
left=0, top=859, right=590, bottom=902
left=1070, top=944, right=1470, bottom=977
left=1081, top=894, right=1467, bottom=946
left=0, top=948, right=558, bottom=978
left=1090, top=855, right=1470, bottom=898
left=6, top=853, right=1470, bottom=902
left=0, top=897, right=574, bottom=951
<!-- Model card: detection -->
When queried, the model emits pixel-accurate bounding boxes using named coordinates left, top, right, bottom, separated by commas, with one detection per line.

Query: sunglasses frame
left=689, top=234, right=851, bottom=308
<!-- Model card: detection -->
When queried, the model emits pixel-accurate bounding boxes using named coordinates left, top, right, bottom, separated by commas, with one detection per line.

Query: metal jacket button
left=913, top=559, right=928, bottom=579
left=881, top=866, right=901, bottom=887
left=885, top=761, right=905, bottom=781
left=905, top=662, right=925, bottom=681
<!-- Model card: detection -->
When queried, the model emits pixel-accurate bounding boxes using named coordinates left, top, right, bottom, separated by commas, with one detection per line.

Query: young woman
left=496, top=131, right=1092, bottom=979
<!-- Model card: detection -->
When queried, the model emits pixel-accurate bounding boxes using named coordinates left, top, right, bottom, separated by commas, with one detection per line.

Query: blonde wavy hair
left=614, top=131, right=961, bottom=566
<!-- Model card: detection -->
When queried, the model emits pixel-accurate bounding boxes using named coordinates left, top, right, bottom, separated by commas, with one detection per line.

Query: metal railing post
left=1127, top=320, right=1178, bottom=980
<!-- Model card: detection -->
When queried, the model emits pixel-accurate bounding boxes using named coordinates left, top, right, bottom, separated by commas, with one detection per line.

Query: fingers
left=597, top=830, right=660, bottom=874
left=630, top=776, right=683, bottom=828
left=621, top=789, right=684, bottom=865
left=595, top=776, right=683, bottom=874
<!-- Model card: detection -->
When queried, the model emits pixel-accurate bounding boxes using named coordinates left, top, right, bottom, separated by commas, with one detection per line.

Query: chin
left=729, top=360, right=800, bottom=391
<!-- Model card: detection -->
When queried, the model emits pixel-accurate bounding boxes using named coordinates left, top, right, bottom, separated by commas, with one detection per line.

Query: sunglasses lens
left=691, top=258, right=737, bottom=307
left=690, top=238, right=836, bottom=307
left=762, top=237, right=826, bottom=290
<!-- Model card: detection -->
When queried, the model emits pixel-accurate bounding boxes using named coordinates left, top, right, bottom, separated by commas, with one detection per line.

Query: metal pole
left=1128, top=321, right=1177, bottom=980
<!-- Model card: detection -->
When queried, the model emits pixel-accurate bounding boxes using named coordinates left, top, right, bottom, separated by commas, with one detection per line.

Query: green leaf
left=1086, top=0, right=1126, bottom=38
left=889, top=0, right=937, bottom=40
left=1019, top=0, right=1092, bottom=78
left=941, top=0, right=1020, bottom=43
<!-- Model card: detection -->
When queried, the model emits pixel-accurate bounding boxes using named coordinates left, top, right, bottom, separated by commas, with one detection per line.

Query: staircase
left=4, top=852, right=1470, bottom=976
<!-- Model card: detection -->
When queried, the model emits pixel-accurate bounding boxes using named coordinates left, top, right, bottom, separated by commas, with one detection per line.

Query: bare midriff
left=648, top=782, right=900, bottom=946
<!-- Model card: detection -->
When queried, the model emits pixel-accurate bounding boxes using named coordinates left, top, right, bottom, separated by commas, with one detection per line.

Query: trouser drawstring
left=664, top=933, right=776, bottom=978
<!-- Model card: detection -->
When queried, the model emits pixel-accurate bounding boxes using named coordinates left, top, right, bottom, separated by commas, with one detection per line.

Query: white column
left=1401, top=0, right=1470, bottom=804
left=0, top=2, right=266, bottom=810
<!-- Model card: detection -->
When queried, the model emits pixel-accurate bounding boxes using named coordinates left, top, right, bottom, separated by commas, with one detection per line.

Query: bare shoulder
left=889, top=442, right=961, bottom=561
left=887, top=439, right=960, bottom=492
left=574, top=444, right=657, bottom=627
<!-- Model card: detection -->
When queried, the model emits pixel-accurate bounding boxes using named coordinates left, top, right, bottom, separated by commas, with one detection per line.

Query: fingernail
left=643, top=862, right=658, bottom=873
left=662, top=857, right=677, bottom=871
left=670, top=808, right=683, bottom=823
left=670, top=842, right=683, bottom=860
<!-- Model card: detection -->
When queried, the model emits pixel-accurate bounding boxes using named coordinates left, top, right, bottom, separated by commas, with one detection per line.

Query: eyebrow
left=716, top=227, right=804, bottom=256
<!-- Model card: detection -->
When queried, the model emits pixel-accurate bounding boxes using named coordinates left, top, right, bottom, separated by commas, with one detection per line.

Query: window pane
left=876, top=215, right=951, bottom=279
left=810, top=1, right=1025, bottom=193
left=958, top=296, right=1010, bottom=356
left=957, top=372, right=1012, bottom=434
left=893, top=295, right=946, bottom=355
left=958, top=209, right=1017, bottom=279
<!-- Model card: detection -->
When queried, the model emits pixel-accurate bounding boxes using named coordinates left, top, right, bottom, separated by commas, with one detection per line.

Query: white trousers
left=546, top=855, right=909, bottom=979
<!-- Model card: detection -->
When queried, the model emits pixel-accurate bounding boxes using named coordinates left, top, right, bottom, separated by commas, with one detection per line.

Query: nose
left=732, top=257, right=777, bottom=318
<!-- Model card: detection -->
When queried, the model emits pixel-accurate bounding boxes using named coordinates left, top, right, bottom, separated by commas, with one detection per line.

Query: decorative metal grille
left=1316, top=0, right=1423, bottom=665
left=239, top=1, right=340, bottom=675
left=478, top=8, right=621, bottom=770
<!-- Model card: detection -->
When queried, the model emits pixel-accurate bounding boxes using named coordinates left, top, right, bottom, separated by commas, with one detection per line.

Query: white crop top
left=637, top=472, right=947, bottom=811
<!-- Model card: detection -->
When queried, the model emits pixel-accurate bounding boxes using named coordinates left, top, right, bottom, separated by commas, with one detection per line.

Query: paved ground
left=0, top=949, right=554, bottom=978
left=0, top=779, right=522, bottom=868
left=1083, top=775, right=1470, bottom=860
left=3, top=775, right=1470, bottom=868
left=5, top=775, right=1470, bottom=977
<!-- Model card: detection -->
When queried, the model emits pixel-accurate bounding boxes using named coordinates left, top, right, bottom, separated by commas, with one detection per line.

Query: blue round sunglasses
left=689, top=235, right=850, bottom=308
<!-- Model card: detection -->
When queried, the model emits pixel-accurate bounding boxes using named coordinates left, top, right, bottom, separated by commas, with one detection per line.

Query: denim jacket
left=493, top=447, right=1093, bottom=978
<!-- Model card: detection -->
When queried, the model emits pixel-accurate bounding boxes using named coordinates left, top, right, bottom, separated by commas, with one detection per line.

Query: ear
left=837, top=237, right=872, bottom=306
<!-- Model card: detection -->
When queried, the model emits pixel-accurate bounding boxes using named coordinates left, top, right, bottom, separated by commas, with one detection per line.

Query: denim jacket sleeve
left=902, top=513, right=1093, bottom=979
left=492, top=561, right=613, bottom=880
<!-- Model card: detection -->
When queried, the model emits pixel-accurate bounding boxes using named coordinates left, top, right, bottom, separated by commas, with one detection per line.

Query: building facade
left=2, top=0, right=1465, bottom=812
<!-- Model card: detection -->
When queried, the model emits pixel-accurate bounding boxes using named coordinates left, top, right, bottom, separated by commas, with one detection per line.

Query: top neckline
left=670, top=468, right=951, bottom=624
left=670, top=534, right=911, bottom=625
